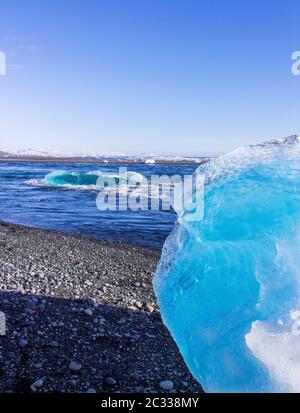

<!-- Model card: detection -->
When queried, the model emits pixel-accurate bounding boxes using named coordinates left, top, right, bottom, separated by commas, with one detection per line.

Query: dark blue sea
left=0, top=162, right=198, bottom=249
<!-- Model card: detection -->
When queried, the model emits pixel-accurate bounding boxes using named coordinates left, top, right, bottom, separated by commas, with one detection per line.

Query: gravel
left=0, top=221, right=203, bottom=393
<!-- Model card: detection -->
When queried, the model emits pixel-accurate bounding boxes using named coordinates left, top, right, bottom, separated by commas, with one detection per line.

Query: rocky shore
left=0, top=221, right=202, bottom=393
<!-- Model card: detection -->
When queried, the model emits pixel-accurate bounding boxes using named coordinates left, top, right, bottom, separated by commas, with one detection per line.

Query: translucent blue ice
left=153, top=136, right=300, bottom=392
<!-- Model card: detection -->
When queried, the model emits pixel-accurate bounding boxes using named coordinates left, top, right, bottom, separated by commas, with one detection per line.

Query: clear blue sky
left=0, top=0, right=300, bottom=156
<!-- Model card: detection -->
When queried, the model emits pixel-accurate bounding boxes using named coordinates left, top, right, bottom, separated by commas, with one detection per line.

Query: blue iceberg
left=153, top=136, right=300, bottom=392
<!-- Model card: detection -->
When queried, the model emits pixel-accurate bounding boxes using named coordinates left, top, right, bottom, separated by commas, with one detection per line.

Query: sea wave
left=25, top=170, right=174, bottom=202
left=25, top=170, right=145, bottom=191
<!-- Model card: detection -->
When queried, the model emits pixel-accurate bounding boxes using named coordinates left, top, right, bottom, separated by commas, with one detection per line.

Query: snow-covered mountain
left=0, top=148, right=128, bottom=159
left=0, top=148, right=210, bottom=163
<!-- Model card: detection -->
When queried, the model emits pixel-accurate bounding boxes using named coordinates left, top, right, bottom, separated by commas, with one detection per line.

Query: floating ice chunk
left=153, top=136, right=300, bottom=392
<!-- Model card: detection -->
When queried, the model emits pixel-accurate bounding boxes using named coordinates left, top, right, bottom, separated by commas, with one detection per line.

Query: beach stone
left=84, top=308, right=93, bottom=316
left=69, top=361, right=82, bottom=372
left=32, top=379, right=44, bottom=389
left=146, top=303, right=155, bottom=313
left=19, top=338, right=28, bottom=348
left=159, top=380, right=174, bottom=391
left=105, top=377, right=117, bottom=386
left=87, top=297, right=98, bottom=308
left=86, top=388, right=96, bottom=393
left=135, top=301, right=143, bottom=309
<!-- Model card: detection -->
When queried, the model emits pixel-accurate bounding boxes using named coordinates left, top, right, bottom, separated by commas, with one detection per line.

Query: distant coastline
left=0, top=156, right=210, bottom=165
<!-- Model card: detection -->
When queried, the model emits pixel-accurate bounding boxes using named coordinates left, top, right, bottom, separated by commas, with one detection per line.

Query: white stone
left=159, top=380, right=174, bottom=391
left=69, top=361, right=82, bottom=372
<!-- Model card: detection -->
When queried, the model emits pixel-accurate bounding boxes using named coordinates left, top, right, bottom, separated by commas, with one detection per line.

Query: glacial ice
left=153, top=136, right=300, bottom=393
left=25, top=170, right=145, bottom=191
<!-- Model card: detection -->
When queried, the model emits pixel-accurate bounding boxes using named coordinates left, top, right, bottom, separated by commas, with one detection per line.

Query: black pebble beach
left=0, top=221, right=202, bottom=393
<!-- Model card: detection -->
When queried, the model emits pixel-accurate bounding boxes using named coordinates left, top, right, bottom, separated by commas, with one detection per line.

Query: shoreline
left=0, top=157, right=209, bottom=165
left=0, top=221, right=202, bottom=393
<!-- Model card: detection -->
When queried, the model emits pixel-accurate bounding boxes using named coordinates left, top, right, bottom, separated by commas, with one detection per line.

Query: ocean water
left=0, top=161, right=197, bottom=249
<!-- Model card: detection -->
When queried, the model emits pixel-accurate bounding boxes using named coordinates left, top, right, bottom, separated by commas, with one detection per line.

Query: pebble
left=19, top=338, right=28, bottom=348
left=69, top=361, right=82, bottom=372
left=135, top=301, right=143, bottom=309
left=146, top=302, right=155, bottom=313
left=84, top=308, right=93, bottom=316
left=86, top=388, right=96, bottom=393
left=105, top=377, right=117, bottom=386
left=32, top=379, right=44, bottom=389
left=159, top=380, right=174, bottom=391
left=87, top=297, right=98, bottom=308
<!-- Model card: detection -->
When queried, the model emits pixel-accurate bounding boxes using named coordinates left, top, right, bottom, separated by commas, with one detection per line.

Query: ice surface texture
left=153, top=136, right=300, bottom=392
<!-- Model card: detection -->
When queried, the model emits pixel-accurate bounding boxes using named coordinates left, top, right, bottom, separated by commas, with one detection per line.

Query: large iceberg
left=153, top=136, right=300, bottom=392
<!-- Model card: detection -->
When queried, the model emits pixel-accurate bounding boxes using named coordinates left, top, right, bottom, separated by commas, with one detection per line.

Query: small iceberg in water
left=25, top=170, right=145, bottom=191
left=154, top=136, right=300, bottom=392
